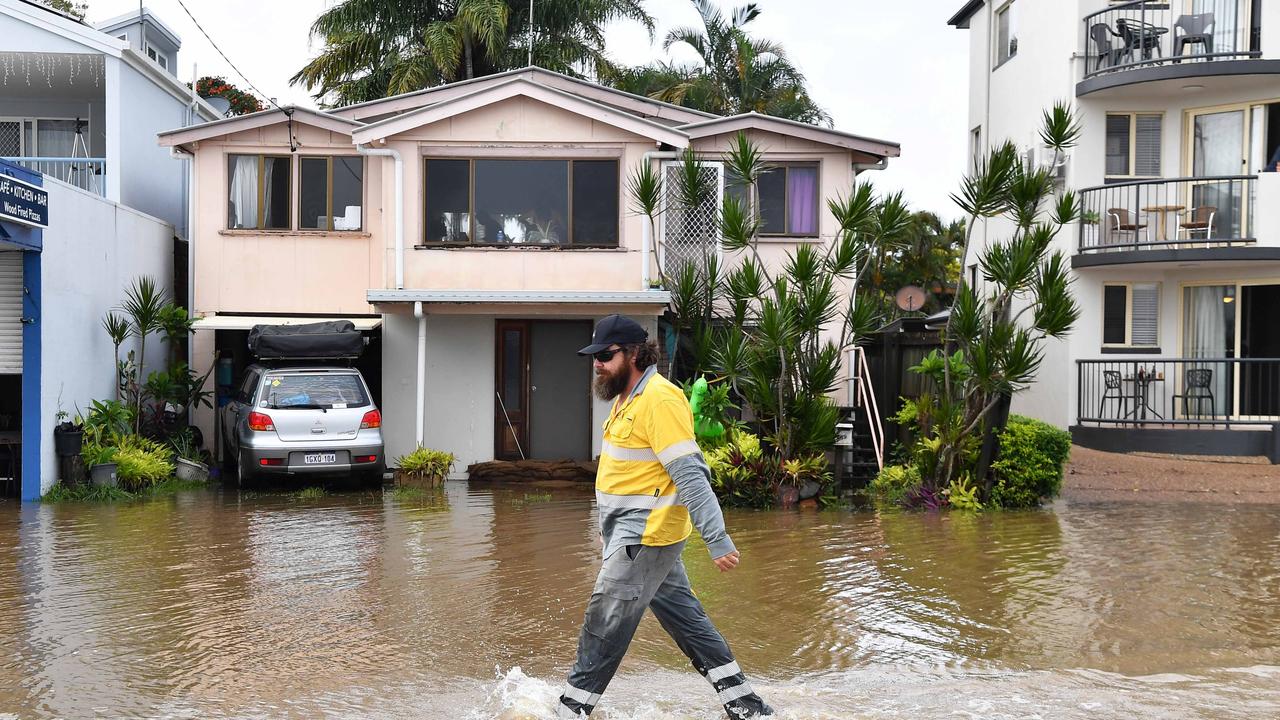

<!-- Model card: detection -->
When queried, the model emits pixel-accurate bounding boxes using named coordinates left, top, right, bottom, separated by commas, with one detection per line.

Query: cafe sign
left=0, top=173, right=49, bottom=229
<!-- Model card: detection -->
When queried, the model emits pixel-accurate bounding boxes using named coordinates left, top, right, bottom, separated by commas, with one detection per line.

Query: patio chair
left=1172, top=368, right=1215, bottom=417
left=1107, top=208, right=1148, bottom=245
left=1099, top=370, right=1141, bottom=420
left=1117, top=18, right=1167, bottom=63
left=1173, top=13, right=1215, bottom=60
left=1090, top=23, right=1124, bottom=70
left=1179, top=205, right=1217, bottom=241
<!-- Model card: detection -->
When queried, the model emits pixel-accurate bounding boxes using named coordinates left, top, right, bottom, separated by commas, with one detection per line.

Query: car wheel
left=235, top=449, right=253, bottom=487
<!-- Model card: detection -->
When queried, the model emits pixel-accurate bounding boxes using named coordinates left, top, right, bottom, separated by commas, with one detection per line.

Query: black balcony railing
left=1078, top=175, right=1255, bottom=252
left=1078, top=358, right=1280, bottom=426
left=1083, top=0, right=1261, bottom=79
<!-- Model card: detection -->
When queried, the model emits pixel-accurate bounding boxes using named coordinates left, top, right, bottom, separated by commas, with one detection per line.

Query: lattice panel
left=659, top=161, right=723, bottom=280
left=0, top=122, right=21, bottom=157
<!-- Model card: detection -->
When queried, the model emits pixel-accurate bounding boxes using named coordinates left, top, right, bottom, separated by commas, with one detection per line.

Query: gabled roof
left=330, top=66, right=715, bottom=126
left=677, top=112, right=900, bottom=158
left=157, top=106, right=363, bottom=148
left=948, top=0, right=983, bottom=28
left=350, top=77, right=690, bottom=148
left=4, top=0, right=124, bottom=54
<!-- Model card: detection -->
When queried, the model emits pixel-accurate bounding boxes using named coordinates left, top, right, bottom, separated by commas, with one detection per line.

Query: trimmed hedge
left=989, top=415, right=1072, bottom=509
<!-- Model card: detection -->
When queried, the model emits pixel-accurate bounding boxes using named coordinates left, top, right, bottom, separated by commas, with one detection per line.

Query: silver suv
left=220, top=365, right=384, bottom=485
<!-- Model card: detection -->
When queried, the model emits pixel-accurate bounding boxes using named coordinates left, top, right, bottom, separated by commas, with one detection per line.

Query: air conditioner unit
left=1027, top=146, right=1069, bottom=180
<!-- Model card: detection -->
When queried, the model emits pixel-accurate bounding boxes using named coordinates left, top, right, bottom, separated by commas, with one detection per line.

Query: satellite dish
left=895, top=285, right=927, bottom=313
left=205, top=96, right=232, bottom=117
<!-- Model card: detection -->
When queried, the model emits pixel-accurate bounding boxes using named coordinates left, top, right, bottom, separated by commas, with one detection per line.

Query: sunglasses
left=592, top=348, right=623, bottom=362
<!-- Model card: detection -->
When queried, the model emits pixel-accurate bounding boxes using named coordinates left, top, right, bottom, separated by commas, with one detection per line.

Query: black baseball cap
left=578, top=314, right=649, bottom=355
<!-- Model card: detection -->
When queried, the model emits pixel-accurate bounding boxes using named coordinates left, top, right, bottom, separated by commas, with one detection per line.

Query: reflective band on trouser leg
left=705, top=660, right=741, bottom=683
left=558, top=684, right=600, bottom=717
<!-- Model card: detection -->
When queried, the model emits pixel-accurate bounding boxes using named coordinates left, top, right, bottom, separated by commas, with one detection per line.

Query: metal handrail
left=1082, top=0, right=1259, bottom=79
left=1078, top=174, right=1256, bottom=252
left=2, top=156, right=107, bottom=197
left=853, top=345, right=884, bottom=471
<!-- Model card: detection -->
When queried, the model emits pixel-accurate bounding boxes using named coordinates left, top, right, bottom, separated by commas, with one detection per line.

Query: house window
left=147, top=47, right=157, bottom=62
left=300, top=156, right=363, bottom=231
left=995, top=1, right=1018, bottom=66
left=158, top=54, right=168, bottom=70
left=227, top=154, right=291, bottom=230
left=1103, top=282, right=1160, bottom=347
left=1106, top=113, right=1161, bottom=180
left=423, top=158, right=619, bottom=246
left=725, top=163, right=820, bottom=237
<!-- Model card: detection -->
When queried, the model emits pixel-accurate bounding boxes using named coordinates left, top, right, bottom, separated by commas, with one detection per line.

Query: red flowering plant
left=190, top=76, right=264, bottom=116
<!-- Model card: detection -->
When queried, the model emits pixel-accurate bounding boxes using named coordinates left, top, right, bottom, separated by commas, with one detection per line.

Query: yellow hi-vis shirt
left=595, top=365, right=737, bottom=560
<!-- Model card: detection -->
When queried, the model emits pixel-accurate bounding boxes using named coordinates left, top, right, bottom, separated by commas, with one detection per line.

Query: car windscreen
left=259, top=374, right=370, bottom=409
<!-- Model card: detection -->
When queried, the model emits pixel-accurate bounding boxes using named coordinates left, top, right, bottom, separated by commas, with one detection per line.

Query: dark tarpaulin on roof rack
left=248, top=321, right=364, bottom=359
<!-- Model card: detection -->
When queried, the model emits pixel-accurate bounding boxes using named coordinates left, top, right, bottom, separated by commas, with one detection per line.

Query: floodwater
left=0, top=483, right=1278, bottom=719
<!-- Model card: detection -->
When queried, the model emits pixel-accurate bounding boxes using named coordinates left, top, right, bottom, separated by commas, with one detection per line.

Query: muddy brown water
left=0, top=484, right=1277, bottom=719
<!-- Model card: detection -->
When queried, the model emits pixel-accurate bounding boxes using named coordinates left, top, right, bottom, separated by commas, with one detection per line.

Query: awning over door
left=191, top=315, right=383, bottom=331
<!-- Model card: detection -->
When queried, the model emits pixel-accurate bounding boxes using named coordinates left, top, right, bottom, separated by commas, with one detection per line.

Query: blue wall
left=0, top=160, right=44, bottom=501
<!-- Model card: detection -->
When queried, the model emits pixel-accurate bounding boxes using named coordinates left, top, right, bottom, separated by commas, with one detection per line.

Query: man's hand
left=712, top=550, right=740, bottom=572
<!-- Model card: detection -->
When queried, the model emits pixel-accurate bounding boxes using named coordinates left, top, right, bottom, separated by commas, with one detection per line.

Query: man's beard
left=594, top=366, right=630, bottom=400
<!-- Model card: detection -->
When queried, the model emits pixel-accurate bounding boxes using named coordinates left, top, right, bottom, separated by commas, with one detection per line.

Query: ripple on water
left=0, top=487, right=1276, bottom=718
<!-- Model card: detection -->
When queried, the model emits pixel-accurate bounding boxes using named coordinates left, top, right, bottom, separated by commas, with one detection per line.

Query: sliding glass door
left=1182, top=285, right=1235, bottom=416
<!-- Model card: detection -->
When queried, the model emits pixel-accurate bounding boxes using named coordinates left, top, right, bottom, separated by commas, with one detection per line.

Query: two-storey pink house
left=157, top=67, right=900, bottom=475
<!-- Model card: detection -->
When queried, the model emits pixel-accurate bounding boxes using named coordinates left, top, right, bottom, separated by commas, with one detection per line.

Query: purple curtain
left=787, top=167, right=818, bottom=234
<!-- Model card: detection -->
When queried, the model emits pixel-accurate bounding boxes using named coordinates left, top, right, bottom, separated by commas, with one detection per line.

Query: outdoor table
left=1141, top=204, right=1185, bottom=242
left=1124, top=371, right=1165, bottom=420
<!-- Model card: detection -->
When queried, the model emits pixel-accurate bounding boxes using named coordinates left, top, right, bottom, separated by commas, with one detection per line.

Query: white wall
left=115, top=61, right=192, bottom=237
left=38, top=178, right=173, bottom=493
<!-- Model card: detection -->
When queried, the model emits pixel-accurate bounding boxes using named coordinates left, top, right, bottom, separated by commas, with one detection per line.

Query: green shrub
left=989, top=415, right=1072, bottom=509
left=110, top=434, right=175, bottom=490
left=394, top=446, right=455, bottom=478
left=867, top=464, right=921, bottom=505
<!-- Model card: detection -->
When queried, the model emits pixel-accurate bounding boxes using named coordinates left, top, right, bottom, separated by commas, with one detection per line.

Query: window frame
left=421, top=157, right=621, bottom=248
left=994, top=0, right=1018, bottom=69
left=1102, top=281, right=1161, bottom=350
left=298, top=155, right=365, bottom=232
left=1105, top=112, right=1163, bottom=182
left=226, top=153, right=293, bottom=231
left=727, top=161, right=822, bottom=238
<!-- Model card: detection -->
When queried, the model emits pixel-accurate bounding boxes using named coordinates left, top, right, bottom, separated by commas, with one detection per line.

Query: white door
left=0, top=251, right=23, bottom=374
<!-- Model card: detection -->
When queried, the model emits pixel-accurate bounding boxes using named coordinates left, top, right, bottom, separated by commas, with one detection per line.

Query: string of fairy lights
left=0, top=53, right=104, bottom=88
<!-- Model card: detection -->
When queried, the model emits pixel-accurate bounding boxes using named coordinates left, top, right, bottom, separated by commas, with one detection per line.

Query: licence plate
left=304, top=453, right=337, bottom=465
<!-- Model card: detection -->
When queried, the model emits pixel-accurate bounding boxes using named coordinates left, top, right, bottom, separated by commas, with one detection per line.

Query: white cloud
left=89, top=0, right=968, bottom=217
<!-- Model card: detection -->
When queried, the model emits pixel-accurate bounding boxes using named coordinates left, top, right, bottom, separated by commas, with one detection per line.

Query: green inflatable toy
left=688, top=377, right=725, bottom=444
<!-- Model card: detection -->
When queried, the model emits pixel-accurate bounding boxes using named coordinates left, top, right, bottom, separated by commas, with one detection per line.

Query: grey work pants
left=558, top=541, right=772, bottom=719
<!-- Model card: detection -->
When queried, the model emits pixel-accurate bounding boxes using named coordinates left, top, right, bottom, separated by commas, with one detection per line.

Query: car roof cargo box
left=248, top=321, right=364, bottom=360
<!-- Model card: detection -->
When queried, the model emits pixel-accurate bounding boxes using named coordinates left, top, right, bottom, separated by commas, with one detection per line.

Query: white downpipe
left=414, top=301, right=426, bottom=447
left=640, top=148, right=680, bottom=288
left=356, top=143, right=405, bottom=289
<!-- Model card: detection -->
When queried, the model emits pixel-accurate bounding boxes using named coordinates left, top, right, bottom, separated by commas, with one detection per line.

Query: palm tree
left=606, top=0, right=829, bottom=125
left=868, top=212, right=966, bottom=315
left=291, top=0, right=652, bottom=106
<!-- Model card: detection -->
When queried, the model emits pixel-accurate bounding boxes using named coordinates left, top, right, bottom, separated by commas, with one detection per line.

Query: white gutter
left=413, top=301, right=426, bottom=447
left=356, top=143, right=405, bottom=289
left=640, top=148, right=680, bottom=288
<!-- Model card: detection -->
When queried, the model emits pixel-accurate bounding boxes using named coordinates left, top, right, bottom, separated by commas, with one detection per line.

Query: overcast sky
left=89, top=0, right=970, bottom=218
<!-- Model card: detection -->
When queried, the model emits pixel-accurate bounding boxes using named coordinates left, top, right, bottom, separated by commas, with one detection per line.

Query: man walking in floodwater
left=557, top=314, right=773, bottom=719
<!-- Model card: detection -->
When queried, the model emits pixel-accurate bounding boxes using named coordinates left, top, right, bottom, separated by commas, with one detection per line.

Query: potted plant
left=169, top=431, right=209, bottom=483
left=82, top=442, right=118, bottom=488
left=393, top=446, right=455, bottom=488
left=53, top=410, right=84, bottom=457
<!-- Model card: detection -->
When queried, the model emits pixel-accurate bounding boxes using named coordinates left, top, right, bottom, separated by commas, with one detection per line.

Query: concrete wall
left=37, top=178, right=173, bottom=494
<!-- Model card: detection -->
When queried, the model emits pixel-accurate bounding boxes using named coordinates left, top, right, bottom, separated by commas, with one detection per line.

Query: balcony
left=1074, top=358, right=1280, bottom=461
left=1, top=157, right=107, bottom=197
left=1078, top=0, right=1278, bottom=96
left=1073, top=175, right=1280, bottom=267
